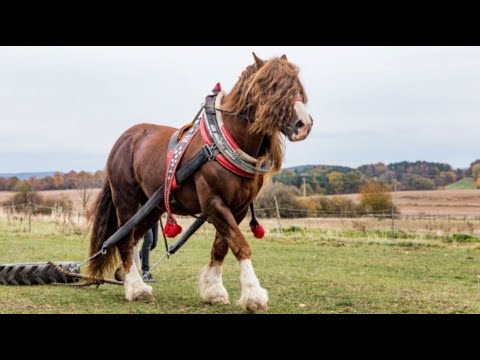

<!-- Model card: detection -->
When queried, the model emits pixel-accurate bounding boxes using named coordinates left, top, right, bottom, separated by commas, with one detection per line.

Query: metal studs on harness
left=163, top=123, right=200, bottom=237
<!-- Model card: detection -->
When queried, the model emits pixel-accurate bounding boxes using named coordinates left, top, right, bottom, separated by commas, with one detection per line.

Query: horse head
left=248, top=53, right=313, bottom=142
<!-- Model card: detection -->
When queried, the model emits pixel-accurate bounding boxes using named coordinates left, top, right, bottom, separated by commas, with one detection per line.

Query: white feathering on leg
left=198, top=263, right=230, bottom=305
left=237, top=259, right=269, bottom=312
left=124, top=260, right=154, bottom=302
left=133, top=244, right=142, bottom=275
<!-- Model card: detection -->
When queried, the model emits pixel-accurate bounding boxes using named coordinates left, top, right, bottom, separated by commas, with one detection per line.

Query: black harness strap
left=101, top=145, right=216, bottom=251
left=167, top=215, right=207, bottom=255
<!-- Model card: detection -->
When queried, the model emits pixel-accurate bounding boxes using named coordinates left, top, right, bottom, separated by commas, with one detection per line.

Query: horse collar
left=200, top=85, right=271, bottom=178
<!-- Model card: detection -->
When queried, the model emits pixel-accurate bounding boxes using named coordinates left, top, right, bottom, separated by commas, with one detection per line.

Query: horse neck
left=221, top=112, right=266, bottom=158
left=219, top=93, right=267, bottom=158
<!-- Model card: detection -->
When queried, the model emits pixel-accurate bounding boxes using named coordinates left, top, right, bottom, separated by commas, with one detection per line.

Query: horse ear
left=252, top=52, right=265, bottom=68
left=280, top=54, right=288, bottom=61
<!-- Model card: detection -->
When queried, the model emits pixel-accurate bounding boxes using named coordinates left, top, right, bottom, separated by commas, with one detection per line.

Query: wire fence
left=254, top=206, right=480, bottom=221
left=1, top=203, right=479, bottom=237
left=0, top=203, right=88, bottom=231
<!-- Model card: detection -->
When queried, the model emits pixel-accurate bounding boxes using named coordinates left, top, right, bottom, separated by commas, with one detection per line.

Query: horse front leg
left=199, top=231, right=230, bottom=305
left=205, top=197, right=268, bottom=312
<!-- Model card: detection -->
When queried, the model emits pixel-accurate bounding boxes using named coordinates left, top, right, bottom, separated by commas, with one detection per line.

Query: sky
left=0, top=46, right=479, bottom=173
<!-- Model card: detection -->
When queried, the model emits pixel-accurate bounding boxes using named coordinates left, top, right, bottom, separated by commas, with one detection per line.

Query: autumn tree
left=360, top=179, right=394, bottom=213
left=343, top=171, right=364, bottom=194
left=5, top=177, right=19, bottom=191
left=328, top=172, right=345, bottom=194
left=53, top=172, right=64, bottom=188
left=435, top=171, right=457, bottom=187
left=75, top=171, right=94, bottom=215
left=472, top=164, right=480, bottom=181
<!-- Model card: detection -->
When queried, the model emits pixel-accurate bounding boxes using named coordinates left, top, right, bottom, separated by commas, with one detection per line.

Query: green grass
left=446, top=177, right=476, bottom=190
left=1, top=218, right=480, bottom=313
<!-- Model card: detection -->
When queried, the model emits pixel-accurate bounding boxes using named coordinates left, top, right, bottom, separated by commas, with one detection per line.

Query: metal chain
left=143, top=252, right=170, bottom=277
left=159, top=216, right=170, bottom=259
left=51, top=280, right=98, bottom=288
left=69, top=248, right=106, bottom=272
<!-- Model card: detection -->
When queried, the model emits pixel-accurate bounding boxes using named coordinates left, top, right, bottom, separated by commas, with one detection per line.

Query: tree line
left=1, top=159, right=479, bottom=195
left=273, top=159, right=480, bottom=195
left=0, top=170, right=105, bottom=192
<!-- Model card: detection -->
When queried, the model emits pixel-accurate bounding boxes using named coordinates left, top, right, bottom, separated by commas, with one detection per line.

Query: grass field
left=446, top=177, right=476, bottom=190
left=336, top=189, right=480, bottom=215
left=2, top=217, right=480, bottom=314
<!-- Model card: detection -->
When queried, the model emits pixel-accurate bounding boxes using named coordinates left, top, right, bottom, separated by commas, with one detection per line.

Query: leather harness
left=163, top=83, right=268, bottom=234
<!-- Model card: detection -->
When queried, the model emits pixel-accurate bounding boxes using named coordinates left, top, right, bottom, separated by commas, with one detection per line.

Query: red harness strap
left=163, top=125, right=200, bottom=238
left=162, top=83, right=265, bottom=239
left=200, top=112, right=254, bottom=178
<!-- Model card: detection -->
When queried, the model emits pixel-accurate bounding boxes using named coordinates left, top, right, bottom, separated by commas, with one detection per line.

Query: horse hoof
left=125, top=283, right=154, bottom=302
left=208, top=297, right=230, bottom=306
left=248, top=303, right=268, bottom=313
left=115, top=266, right=126, bottom=281
left=244, top=300, right=268, bottom=313
left=238, top=287, right=269, bottom=313
left=134, top=292, right=156, bottom=303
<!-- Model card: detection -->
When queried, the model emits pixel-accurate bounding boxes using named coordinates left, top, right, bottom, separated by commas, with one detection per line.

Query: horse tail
left=87, top=179, right=119, bottom=278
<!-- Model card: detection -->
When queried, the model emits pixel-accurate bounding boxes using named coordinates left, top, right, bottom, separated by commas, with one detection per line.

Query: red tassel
left=250, top=223, right=265, bottom=239
left=164, top=221, right=182, bottom=238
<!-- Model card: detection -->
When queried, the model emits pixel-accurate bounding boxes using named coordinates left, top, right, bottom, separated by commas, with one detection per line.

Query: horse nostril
left=295, top=120, right=305, bottom=130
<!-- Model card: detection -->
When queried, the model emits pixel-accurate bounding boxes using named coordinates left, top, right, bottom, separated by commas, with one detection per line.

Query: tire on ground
left=0, top=262, right=80, bottom=285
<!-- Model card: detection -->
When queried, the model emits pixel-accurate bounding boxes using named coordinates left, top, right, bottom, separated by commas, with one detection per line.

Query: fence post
left=273, top=195, right=282, bottom=232
left=28, top=201, right=32, bottom=232
left=391, top=206, right=395, bottom=239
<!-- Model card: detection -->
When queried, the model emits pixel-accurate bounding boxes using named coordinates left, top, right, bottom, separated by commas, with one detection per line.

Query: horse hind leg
left=199, top=231, right=230, bottom=305
left=117, top=230, right=155, bottom=302
left=115, top=205, right=163, bottom=282
left=112, top=189, right=155, bottom=302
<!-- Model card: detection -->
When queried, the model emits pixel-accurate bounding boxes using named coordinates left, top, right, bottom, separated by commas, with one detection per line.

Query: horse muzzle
left=287, top=114, right=313, bottom=142
left=287, top=101, right=313, bottom=142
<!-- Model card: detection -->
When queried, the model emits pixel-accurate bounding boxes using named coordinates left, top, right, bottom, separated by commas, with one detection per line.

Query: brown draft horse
left=88, top=53, right=313, bottom=312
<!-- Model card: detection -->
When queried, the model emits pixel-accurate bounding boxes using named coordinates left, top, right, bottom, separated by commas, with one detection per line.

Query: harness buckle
left=204, top=144, right=217, bottom=161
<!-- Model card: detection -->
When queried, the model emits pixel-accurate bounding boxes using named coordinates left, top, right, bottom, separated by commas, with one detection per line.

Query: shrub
left=255, top=182, right=309, bottom=218
left=312, top=195, right=362, bottom=217
left=360, top=180, right=395, bottom=214
left=1, top=193, right=73, bottom=215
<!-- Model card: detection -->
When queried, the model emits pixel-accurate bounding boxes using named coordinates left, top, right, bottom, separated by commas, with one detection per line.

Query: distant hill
left=274, top=160, right=477, bottom=195
left=446, top=177, right=476, bottom=190
left=0, top=171, right=63, bottom=180
left=285, top=164, right=355, bottom=174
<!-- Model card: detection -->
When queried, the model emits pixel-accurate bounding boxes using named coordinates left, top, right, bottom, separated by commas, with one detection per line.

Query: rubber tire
left=0, top=262, right=80, bottom=285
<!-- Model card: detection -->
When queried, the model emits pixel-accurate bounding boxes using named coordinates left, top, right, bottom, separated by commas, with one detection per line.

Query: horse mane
left=221, top=58, right=308, bottom=173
